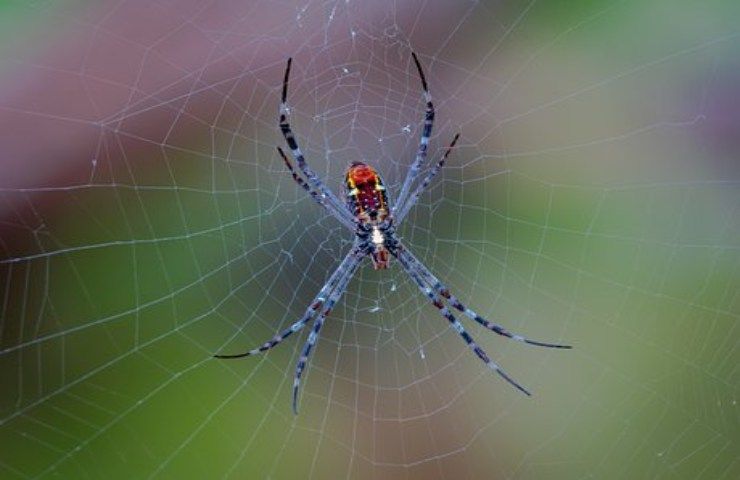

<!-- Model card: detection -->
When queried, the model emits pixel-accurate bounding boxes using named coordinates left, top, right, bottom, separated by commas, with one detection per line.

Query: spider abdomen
left=345, top=162, right=393, bottom=269
left=345, top=162, right=389, bottom=223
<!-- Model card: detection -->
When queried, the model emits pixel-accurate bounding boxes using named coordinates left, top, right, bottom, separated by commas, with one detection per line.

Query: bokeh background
left=1, top=0, right=739, bottom=478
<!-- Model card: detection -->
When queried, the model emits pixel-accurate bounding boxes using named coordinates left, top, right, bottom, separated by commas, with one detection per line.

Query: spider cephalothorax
left=215, top=53, right=571, bottom=414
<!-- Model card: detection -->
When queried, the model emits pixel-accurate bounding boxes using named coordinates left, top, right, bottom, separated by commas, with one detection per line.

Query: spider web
left=1, top=0, right=739, bottom=478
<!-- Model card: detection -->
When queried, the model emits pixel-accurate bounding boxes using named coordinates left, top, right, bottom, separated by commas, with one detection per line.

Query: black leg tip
left=292, top=391, right=300, bottom=415
left=524, top=339, right=573, bottom=349
left=410, top=52, right=428, bottom=92
left=213, top=352, right=251, bottom=359
left=282, top=58, right=293, bottom=102
left=515, top=382, right=532, bottom=397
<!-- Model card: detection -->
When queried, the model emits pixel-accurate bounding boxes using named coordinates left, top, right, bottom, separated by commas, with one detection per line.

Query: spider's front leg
left=277, top=146, right=356, bottom=231
left=279, top=58, right=356, bottom=229
left=393, top=52, right=435, bottom=217
left=395, top=133, right=460, bottom=223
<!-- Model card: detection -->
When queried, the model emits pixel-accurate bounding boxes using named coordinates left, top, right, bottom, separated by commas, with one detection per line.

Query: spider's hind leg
left=400, top=249, right=572, bottom=350
left=213, top=246, right=362, bottom=359
left=292, top=255, right=361, bottom=413
left=394, top=248, right=531, bottom=396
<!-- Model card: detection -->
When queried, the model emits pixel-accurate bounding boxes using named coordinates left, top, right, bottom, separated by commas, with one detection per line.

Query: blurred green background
left=1, top=0, right=738, bottom=478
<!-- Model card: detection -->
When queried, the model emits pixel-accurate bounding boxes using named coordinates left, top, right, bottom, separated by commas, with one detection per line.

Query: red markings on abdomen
left=345, top=162, right=389, bottom=221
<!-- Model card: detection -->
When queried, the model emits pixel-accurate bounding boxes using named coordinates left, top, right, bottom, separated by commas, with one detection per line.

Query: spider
left=215, top=53, right=571, bottom=413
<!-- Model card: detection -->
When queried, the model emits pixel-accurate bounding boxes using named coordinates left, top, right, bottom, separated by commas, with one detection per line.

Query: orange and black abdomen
left=345, top=162, right=389, bottom=223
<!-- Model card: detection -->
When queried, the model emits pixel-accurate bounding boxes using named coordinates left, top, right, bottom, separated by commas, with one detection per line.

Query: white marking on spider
left=371, top=227, right=384, bottom=246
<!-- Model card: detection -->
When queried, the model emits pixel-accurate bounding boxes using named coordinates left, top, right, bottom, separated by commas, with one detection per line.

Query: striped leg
left=399, top=248, right=571, bottom=349
left=279, top=58, right=356, bottom=226
left=213, top=246, right=363, bottom=359
left=395, top=133, right=460, bottom=223
left=393, top=52, right=435, bottom=216
left=292, top=256, right=360, bottom=413
left=395, top=249, right=531, bottom=395
left=277, top=147, right=356, bottom=231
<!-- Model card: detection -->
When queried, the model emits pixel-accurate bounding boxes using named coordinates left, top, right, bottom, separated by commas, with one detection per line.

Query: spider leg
left=213, top=246, right=363, bottom=359
left=393, top=52, right=435, bottom=217
left=395, top=133, right=460, bottom=223
left=277, top=147, right=356, bottom=231
left=394, top=249, right=531, bottom=395
left=399, top=248, right=571, bottom=349
left=292, top=255, right=361, bottom=413
left=280, top=58, right=356, bottom=226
